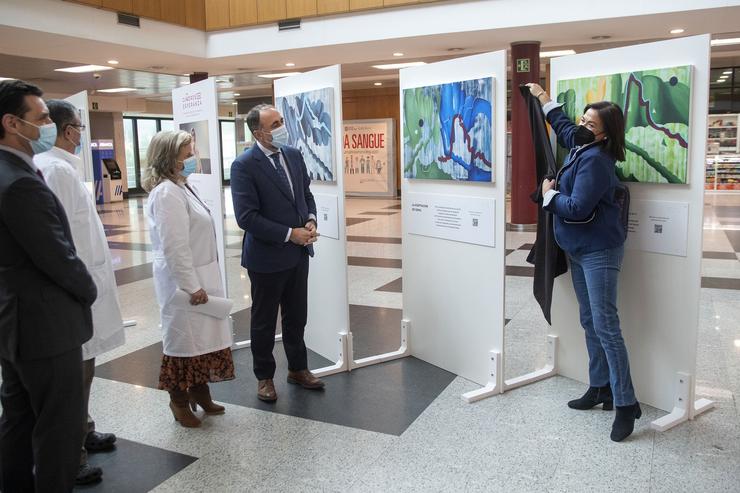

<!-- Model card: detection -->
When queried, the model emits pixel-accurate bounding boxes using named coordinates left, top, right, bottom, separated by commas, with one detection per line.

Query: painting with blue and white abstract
left=403, top=77, right=493, bottom=182
left=276, top=87, right=335, bottom=181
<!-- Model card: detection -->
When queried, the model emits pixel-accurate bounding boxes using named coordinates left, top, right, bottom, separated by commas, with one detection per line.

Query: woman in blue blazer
left=527, top=83, right=639, bottom=442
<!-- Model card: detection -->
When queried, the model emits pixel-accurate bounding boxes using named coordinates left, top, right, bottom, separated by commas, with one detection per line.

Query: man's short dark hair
left=46, top=99, right=79, bottom=135
left=0, top=79, right=43, bottom=139
left=246, top=104, right=274, bottom=135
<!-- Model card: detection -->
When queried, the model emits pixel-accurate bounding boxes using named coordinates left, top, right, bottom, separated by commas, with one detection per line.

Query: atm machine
left=91, top=139, right=123, bottom=204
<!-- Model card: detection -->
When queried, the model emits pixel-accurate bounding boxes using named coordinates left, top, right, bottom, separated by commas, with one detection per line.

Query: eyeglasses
left=67, top=124, right=87, bottom=131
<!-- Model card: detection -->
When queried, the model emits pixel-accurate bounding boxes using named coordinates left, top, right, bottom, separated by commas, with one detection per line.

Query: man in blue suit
left=230, top=104, right=324, bottom=402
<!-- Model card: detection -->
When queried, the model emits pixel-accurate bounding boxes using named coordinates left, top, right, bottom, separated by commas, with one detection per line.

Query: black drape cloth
left=519, top=85, right=568, bottom=324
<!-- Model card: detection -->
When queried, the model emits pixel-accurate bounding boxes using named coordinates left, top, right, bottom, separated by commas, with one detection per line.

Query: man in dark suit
left=231, top=104, right=324, bottom=402
left=0, top=80, right=97, bottom=492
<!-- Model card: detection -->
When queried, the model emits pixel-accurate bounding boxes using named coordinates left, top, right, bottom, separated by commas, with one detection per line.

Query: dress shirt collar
left=0, top=143, right=38, bottom=171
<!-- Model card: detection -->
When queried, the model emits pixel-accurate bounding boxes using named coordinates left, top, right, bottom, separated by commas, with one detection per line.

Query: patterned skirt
left=158, top=348, right=236, bottom=392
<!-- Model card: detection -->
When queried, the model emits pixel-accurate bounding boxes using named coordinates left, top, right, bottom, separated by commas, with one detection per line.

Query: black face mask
left=574, top=125, right=596, bottom=147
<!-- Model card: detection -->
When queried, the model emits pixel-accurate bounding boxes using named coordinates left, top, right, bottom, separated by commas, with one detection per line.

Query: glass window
left=709, top=88, right=734, bottom=113
left=136, top=119, right=158, bottom=178
left=220, top=120, right=236, bottom=181
left=123, top=118, right=137, bottom=189
left=160, top=119, right=175, bottom=132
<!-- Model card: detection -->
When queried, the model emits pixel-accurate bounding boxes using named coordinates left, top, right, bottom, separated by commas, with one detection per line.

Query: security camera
left=93, top=73, right=101, bottom=79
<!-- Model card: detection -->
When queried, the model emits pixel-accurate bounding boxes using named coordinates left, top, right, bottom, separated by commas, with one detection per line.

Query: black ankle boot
left=611, top=402, right=642, bottom=442
left=567, top=385, right=613, bottom=410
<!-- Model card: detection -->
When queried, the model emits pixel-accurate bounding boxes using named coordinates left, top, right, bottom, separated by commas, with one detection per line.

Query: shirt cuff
left=307, top=213, right=317, bottom=224
left=543, top=189, right=560, bottom=208
left=284, top=227, right=292, bottom=243
left=542, top=101, right=564, bottom=116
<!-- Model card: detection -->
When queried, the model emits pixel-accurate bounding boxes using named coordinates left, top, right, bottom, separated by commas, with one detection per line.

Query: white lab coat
left=34, top=147, right=125, bottom=360
left=145, top=180, right=232, bottom=357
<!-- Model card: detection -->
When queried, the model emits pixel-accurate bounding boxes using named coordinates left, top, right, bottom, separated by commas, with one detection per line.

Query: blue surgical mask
left=270, top=125, right=289, bottom=148
left=17, top=119, right=57, bottom=155
left=180, top=156, right=198, bottom=177
left=67, top=125, right=82, bottom=155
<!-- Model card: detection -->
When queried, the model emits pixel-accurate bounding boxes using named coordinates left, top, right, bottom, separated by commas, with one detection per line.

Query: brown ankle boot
left=168, top=389, right=201, bottom=428
left=188, top=383, right=225, bottom=415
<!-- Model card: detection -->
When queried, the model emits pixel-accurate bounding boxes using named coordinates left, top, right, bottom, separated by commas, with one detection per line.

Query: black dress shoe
left=611, top=402, right=642, bottom=442
left=75, top=463, right=103, bottom=485
left=567, top=385, right=613, bottom=410
left=85, top=431, right=117, bottom=452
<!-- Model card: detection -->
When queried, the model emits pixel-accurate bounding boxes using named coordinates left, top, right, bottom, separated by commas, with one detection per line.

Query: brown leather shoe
left=257, top=379, right=277, bottom=402
left=287, top=369, right=325, bottom=390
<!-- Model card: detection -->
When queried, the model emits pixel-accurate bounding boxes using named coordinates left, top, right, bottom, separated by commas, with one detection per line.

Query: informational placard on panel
left=343, top=119, right=395, bottom=196
left=313, top=193, right=339, bottom=240
left=406, top=192, right=495, bottom=247
left=626, top=200, right=689, bottom=257
left=172, top=78, right=226, bottom=293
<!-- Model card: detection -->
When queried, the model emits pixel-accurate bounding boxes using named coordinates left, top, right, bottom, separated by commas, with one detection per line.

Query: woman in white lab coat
left=143, top=130, right=234, bottom=428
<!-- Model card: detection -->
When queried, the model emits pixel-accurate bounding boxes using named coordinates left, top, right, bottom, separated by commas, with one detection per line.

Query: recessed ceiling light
left=0, top=77, right=15, bottom=81
left=97, top=87, right=137, bottom=93
left=712, top=37, right=740, bottom=46
left=234, top=93, right=240, bottom=96
left=716, top=80, right=725, bottom=83
left=285, top=62, right=295, bottom=67
left=723, top=71, right=733, bottom=75
left=670, top=28, right=685, bottom=34
left=232, top=102, right=238, bottom=105
left=55, top=65, right=114, bottom=73
left=257, top=72, right=302, bottom=79
left=540, top=50, right=577, bottom=58
left=372, top=61, right=426, bottom=70
left=183, top=73, right=190, bottom=77
left=107, top=60, right=119, bottom=65
left=374, top=82, right=382, bottom=86
left=591, top=35, right=611, bottom=40
left=393, top=52, right=404, bottom=57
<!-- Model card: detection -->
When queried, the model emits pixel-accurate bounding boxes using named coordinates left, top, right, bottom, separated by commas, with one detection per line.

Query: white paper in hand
left=171, top=290, right=233, bottom=320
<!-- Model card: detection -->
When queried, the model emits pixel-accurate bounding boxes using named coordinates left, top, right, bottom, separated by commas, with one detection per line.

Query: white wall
left=401, top=51, right=508, bottom=386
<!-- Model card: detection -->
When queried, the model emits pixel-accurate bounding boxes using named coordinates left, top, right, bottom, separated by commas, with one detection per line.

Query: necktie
left=269, top=152, right=293, bottom=199
left=35, top=169, right=45, bottom=182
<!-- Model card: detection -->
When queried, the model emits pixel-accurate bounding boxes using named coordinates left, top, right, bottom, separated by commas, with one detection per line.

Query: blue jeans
left=569, top=245, right=636, bottom=406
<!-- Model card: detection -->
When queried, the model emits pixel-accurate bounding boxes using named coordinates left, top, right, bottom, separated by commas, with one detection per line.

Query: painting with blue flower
left=403, top=77, right=494, bottom=182
left=276, top=87, right=335, bottom=181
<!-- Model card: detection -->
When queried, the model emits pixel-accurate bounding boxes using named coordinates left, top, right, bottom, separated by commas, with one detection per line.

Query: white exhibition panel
left=549, top=35, right=710, bottom=412
left=172, top=78, right=227, bottom=293
left=274, top=65, right=349, bottom=364
left=400, top=51, right=507, bottom=386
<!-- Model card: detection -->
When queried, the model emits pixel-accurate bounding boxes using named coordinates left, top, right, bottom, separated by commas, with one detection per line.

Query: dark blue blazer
left=544, top=107, right=625, bottom=255
left=230, top=144, right=316, bottom=273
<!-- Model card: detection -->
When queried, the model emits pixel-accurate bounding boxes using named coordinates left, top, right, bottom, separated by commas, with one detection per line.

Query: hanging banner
left=343, top=118, right=395, bottom=196
left=172, top=78, right=227, bottom=293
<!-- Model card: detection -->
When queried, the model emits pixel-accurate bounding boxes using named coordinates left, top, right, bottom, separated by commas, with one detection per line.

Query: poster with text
left=172, top=78, right=226, bottom=293
left=343, top=119, right=395, bottom=196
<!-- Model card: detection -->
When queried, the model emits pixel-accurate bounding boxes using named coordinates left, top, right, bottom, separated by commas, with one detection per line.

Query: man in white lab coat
left=34, top=100, right=126, bottom=486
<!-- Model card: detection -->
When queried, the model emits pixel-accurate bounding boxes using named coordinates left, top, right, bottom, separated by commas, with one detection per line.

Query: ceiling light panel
left=372, top=62, right=426, bottom=70
left=55, top=65, right=114, bottom=73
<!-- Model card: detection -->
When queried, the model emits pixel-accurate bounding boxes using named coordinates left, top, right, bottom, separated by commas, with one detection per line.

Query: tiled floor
left=2, top=190, right=739, bottom=492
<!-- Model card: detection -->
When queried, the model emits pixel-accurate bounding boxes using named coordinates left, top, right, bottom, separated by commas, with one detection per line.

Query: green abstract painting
left=556, top=66, right=692, bottom=184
